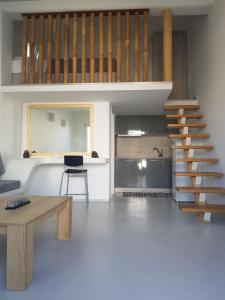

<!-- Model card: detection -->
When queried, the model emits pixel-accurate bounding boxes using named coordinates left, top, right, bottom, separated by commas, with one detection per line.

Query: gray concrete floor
left=1, top=196, right=225, bottom=300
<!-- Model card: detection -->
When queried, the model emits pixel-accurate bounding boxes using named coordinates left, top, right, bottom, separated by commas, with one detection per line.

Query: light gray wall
left=189, top=0, right=225, bottom=199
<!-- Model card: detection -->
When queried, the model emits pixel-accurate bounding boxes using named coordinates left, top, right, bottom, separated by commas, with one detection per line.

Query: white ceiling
left=0, top=0, right=215, bottom=16
left=1, top=82, right=172, bottom=115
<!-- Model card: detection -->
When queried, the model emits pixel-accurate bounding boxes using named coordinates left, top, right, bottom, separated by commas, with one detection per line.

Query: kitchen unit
left=115, top=116, right=172, bottom=191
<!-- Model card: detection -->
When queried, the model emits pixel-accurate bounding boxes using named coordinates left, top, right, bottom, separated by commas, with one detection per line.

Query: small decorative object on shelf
left=23, top=150, right=30, bottom=158
left=5, top=198, right=31, bottom=210
left=91, top=151, right=99, bottom=158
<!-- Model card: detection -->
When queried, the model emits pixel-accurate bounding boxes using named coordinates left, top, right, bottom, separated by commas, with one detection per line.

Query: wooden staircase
left=164, top=101, right=225, bottom=222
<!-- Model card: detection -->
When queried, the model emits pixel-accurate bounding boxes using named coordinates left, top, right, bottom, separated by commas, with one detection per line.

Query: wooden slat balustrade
left=20, top=8, right=173, bottom=84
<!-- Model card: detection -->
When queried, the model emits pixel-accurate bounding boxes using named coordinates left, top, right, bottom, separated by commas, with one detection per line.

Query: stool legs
left=84, top=172, right=89, bottom=206
left=66, top=174, right=70, bottom=195
left=59, top=172, right=65, bottom=196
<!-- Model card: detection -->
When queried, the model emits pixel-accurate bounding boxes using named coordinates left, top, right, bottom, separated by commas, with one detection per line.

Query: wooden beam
left=81, top=13, right=86, bottom=83
left=107, top=12, right=113, bottom=82
left=143, top=10, right=149, bottom=81
left=90, top=13, right=95, bottom=83
left=29, top=15, right=35, bottom=84
left=38, top=15, right=44, bottom=83
left=21, top=16, right=28, bottom=84
left=116, top=12, right=122, bottom=82
left=72, top=14, right=78, bottom=83
left=125, top=12, right=130, bottom=82
left=99, top=12, right=104, bottom=82
left=163, top=8, right=173, bottom=81
left=134, top=11, right=139, bottom=81
left=64, top=14, right=70, bottom=83
left=55, top=14, right=61, bottom=83
left=46, top=14, right=52, bottom=83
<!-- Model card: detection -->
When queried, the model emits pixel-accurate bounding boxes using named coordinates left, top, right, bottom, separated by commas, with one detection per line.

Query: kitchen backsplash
left=116, top=136, right=172, bottom=158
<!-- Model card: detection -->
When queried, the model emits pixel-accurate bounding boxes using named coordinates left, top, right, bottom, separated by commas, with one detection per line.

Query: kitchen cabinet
left=115, top=158, right=172, bottom=189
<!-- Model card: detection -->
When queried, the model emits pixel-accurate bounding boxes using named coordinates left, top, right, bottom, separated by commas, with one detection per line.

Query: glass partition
left=26, top=104, right=93, bottom=156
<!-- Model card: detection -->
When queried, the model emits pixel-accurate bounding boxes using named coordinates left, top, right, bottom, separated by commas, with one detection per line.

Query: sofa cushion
left=0, top=154, right=5, bottom=176
left=0, top=180, right=21, bottom=194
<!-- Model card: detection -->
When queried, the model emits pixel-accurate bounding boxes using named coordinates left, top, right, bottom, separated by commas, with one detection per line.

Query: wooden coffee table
left=0, top=196, right=72, bottom=290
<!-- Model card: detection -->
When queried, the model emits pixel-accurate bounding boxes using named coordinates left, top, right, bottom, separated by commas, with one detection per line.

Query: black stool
left=59, top=156, right=89, bottom=205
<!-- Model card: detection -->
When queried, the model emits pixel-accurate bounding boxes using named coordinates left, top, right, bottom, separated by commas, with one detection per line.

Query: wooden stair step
left=175, top=158, right=218, bottom=163
left=167, top=123, right=206, bottom=128
left=171, top=145, right=214, bottom=150
left=164, top=104, right=200, bottom=111
left=176, top=186, right=225, bottom=193
left=169, top=134, right=209, bottom=139
left=179, top=203, right=225, bottom=213
left=165, top=114, right=203, bottom=119
left=175, top=172, right=223, bottom=177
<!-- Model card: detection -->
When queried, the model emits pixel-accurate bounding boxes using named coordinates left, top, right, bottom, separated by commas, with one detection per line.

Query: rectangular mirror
left=26, top=104, right=93, bottom=156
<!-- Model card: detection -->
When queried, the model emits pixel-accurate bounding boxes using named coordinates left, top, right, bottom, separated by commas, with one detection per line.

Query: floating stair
left=167, top=123, right=206, bottom=128
left=171, top=145, right=214, bottom=150
left=175, top=158, right=218, bottom=163
left=179, top=203, right=225, bottom=213
left=175, top=172, right=223, bottom=177
left=165, top=114, right=203, bottom=119
left=164, top=100, right=225, bottom=223
left=169, top=134, right=209, bottom=139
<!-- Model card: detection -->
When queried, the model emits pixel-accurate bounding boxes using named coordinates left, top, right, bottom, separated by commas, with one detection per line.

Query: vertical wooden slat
left=163, top=8, right=173, bottom=81
left=99, top=12, right=104, bottom=82
left=21, top=16, right=28, bottom=84
left=143, top=10, right=149, bottom=81
left=55, top=14, right=61, bottom=83
left=72, top=14, right=78, bottom=83
left=29, top=15, right=35, bottom=84
left=116, top=12, right=122, bottom=82
left=90, top=13, right=95, bottom=83
left=47, top=14, right=52, bottom=83
left=134, top=11, right=139, bottom=82
left=125, top=12, right=130, bottom=82
left=38, top=15, right=44, bottom=83
left=107, top=12, right=113, bottom=82
left=81, top=13, right=86, bottom=83
left=64, top=14, right=70, bottom=83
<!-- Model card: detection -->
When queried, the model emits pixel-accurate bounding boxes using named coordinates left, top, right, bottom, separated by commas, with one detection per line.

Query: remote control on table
left=5, top=198, right=31, bottom=210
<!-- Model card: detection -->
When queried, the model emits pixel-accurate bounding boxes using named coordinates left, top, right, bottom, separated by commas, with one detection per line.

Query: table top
left=0, top=196, right=71, bottom=226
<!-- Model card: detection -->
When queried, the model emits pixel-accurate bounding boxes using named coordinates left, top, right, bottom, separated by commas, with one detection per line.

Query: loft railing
left=20, top=8, right=172, bottom=84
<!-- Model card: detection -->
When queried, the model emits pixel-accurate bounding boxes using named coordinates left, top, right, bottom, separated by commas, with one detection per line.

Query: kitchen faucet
left=153, top=147, right=163, bottom=157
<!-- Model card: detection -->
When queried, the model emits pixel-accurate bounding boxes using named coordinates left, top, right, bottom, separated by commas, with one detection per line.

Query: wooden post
left=55, top=14, right=61, bottom=83
left=116, top=12, right=122, bottom=82
left=57, top=198, right=72, bottom=240
left=143, top=10, right=149, bottom=81
left=163, top=8, right=173, bottom=81
left=125, top=12, right=130, bottom=82
left=38, top=15, right=44, bottom=83
left=21, top=16, right=28, bottom=84
left=47, top=14, right=52, bottom=83
left=64, top=14, right=70, bottom=83
left=81, top=13, right=86, bottom=83
left=29, top=15, right=35, bottom=84
left=90, top=13, right=95, bottom=83
left=107, top=12, right=113, bottom=82
left=99, top=12, right=104, bottom=82
left=134, top=11, right=139, bottom=82
left=72, top=14, right=78, bottom=83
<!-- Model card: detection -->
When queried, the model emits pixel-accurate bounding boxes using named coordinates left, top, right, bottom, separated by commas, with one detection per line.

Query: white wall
left=189, top=0, right=225, bottom=202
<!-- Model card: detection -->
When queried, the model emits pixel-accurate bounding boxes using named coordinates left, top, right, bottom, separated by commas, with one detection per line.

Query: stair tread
left=179, top=203, right=225, bottom=213
left=175, top=172, right=223, bottom=177
left=175, top=158, right=218, bottom=163
left=169, top=134, right=209, bottom=138
left=167, top=123, right=206, bottom=128
left=165, top=114, right=203, bottom=119
left=164, top=104, right=200, bottom=111
left=176, top=186, right=225, bottom=193
left=172, top=145, right=214, bottom=150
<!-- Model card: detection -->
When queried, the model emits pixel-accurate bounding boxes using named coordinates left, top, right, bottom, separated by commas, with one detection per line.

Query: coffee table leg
left=7, top=223, right=33, bottom=290
left=57, top=198, right=72, bottom=240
